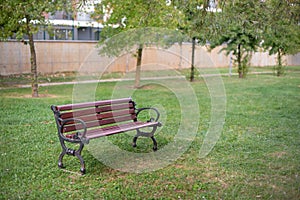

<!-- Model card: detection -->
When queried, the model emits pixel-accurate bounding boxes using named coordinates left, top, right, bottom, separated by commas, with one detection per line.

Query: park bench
left=51, top=97, right=161, bottom=174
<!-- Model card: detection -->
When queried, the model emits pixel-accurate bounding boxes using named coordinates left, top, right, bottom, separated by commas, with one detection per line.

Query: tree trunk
left=134, top=45, right=143, bottom=88
left=190, top=37, right=196, bottom=82
left=237, top=43, right=243, bottom=78
left=277, top=49, right=283, bottom=76
left=29, top=42, right=39, bottom=97
left=26, top=15, right=39, bottom=97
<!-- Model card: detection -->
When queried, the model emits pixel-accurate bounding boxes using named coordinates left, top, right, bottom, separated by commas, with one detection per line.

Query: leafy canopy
left=0, top=0, right=72, bottom=40
left=262, top=0, right=300, bottom=56
left=211, top=0, right=263, bottom=54
left=209, top=0, right=265, bottom=77
left=93, top=0, right=185, bottom=56
left=172, top=0, right=220, bottom=43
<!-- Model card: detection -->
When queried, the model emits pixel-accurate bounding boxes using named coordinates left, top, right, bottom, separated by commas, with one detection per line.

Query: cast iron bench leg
left=151, top=136, right=158, bottom=151
left=132, top=136, right=138, bottom=148
left=58, top=150, right=66, bottom=169
left=75, top=143, right=86, bottom=174
left=58, top=140, right=86, bottom=174
left=58, top=139, right=67, bottom=169
left=132, top=135, right=158, bottom=151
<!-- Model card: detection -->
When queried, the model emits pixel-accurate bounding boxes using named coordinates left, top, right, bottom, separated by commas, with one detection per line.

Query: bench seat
left=65, top=121, right=160, bottom=140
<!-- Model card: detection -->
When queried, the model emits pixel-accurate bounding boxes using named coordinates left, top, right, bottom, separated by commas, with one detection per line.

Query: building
left=34, top=0, right=103, bottom=41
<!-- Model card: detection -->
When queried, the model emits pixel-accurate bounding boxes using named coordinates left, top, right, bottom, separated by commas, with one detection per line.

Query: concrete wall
left=0, top=41, right=299, bottom=75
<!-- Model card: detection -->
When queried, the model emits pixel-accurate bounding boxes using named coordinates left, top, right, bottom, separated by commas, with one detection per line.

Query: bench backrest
left=51, top=98, right=137, bottom=134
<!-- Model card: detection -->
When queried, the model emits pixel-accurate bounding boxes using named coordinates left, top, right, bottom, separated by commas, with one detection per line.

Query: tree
left=173, top=0, right=220, bottom=81
left=210, top=0, right=263, bottom=78
left=262, top=0, right=300, bottom=76
left=93, top=0, right=183, bottom=88
left=0, top=0, right=72, bottom=97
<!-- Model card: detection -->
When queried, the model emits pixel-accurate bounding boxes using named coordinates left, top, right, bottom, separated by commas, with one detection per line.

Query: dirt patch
left=269, top=151, right=287, bottom=158
left=9, top=94, right=58, bottom=98
left=139, top=85, right=156, bottom=90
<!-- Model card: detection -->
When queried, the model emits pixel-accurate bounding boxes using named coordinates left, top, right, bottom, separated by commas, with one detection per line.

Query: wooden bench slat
left=56, top=98, right=132, bottom=111
left=59, top=103, right=135, bottom=119
left=61, top=109, right=136, bottom=125
left=63, top=115, right=136, bottom=133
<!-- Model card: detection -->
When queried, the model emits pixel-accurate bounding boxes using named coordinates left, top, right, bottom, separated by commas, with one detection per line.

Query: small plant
left=236, top=50, right=251, bottom=78
left=274, top=65, right=285, bottom=77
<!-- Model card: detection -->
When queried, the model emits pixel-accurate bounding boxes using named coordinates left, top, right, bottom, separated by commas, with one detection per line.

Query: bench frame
left=51, top=98, right=161, bottom=174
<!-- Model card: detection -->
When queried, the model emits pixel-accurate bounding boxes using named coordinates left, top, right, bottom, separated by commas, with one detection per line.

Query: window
left=50, top=29, right=73, bottom=40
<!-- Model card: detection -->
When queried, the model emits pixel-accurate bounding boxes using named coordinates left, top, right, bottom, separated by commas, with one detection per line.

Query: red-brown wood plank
left=59, top=103, right=134, bottom=119
left=61, top=109, right=136, bottom=125
left=57, top=98, right=132, bottom=111
left=62, top=115, right=136, bottom=133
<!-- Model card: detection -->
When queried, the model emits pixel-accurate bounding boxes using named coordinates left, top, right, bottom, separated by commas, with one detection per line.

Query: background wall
left=0, top=41, right=299, bottom=75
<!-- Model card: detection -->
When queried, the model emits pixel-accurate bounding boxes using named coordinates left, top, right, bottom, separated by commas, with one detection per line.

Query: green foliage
left=97, top=0, right=182, bottom=33
left=262, top=0, right=300, bottom=76
left=93, top=0, right=184, bottom=55
left=263, top=0, right=300, bottom=56
left=171, top=0, right=221, bottom=81
left=173, top=0, right=219, bottom=44
left=210, top=0, right=263, bottom=78
left=93, top=0, right=185, bottom=87
left=98, top=27, right=184, bottom=57
left=209, top=0, right=300, bottom=78
left=0, top=0, right=75, bottom=97
left=0, top=0, right=72, bottom=40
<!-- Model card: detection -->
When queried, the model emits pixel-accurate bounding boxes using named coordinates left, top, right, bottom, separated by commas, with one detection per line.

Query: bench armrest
left=136, top=107, right=160, bottom=123
left=60, top=118, right=89, bottom=144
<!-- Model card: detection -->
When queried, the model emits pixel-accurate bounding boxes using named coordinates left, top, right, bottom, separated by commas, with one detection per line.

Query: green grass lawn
left=0, top=70, right=299, bottom=199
